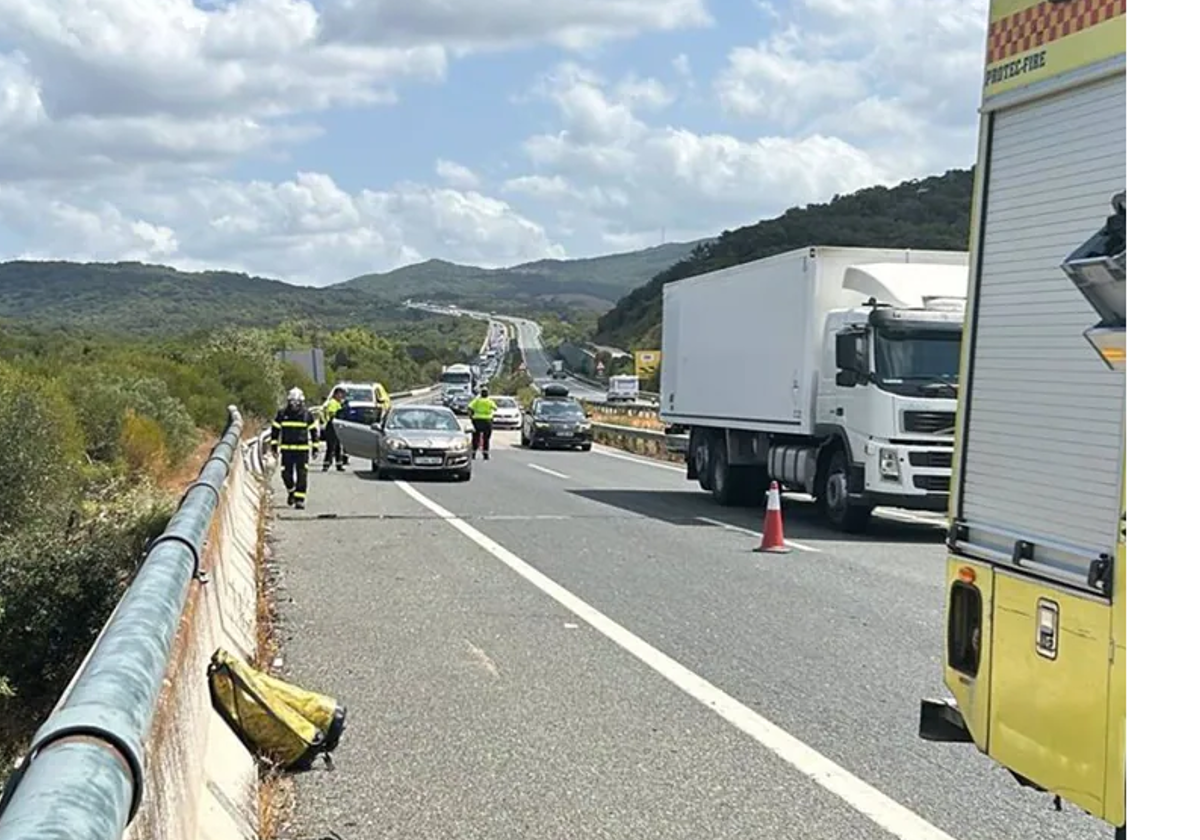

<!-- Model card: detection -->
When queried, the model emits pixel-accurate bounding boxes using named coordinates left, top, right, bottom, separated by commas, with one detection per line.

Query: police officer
left=467, top=386, right=497, bottom=460
left=321, top=386, right=349, bottom=472
left=270, top=387, right=320, bottom=510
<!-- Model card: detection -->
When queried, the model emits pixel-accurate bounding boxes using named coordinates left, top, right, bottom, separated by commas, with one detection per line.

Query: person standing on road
left=468, top=386, right=497, bottom=460
left=321, top=387, right=349, bottom=472
left=270, top=387, right=320, bottom=510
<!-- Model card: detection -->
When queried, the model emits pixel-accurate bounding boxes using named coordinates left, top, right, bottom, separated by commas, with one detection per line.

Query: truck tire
left=1114, top=826, right=1125, bottom=839
left=819, top=448, right=871, bottom=533
left=708, top=436, right=738, bottom=506
left=708, top=436, right=766, bottom=507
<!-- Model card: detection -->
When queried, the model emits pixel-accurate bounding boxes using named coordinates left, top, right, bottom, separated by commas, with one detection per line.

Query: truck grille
left=909, top=450, right=953, bottom=468
left=914, top=475, right=951, bottom=493
left=902, top=411, right=956, bottom=434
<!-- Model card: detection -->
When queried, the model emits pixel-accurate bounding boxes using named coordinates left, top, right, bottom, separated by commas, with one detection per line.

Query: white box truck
left=660, top=245, right=969, bottom=532
left=606, top=374, right=640, bottom=403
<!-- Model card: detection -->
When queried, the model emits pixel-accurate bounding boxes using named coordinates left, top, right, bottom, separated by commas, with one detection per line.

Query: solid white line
left=593, top=445, right=687, bottom=473
left=527, top=463, right=571, bottom=480
left=694, top=516, right=821, bottom=553
left=394, top=480, right=957, bottom=840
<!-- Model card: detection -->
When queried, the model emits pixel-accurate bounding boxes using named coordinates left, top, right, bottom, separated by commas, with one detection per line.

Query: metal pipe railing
left=0, top=407, right=245, bottom=840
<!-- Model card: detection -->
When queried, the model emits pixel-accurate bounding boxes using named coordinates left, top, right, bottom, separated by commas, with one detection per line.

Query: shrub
left=0, top=363, right=85, bottom=536
left=0, top=490, right=170, bottom=712
left=70, top=374, right=199, bottom=467
left=119, top=410, right=169, bottom=480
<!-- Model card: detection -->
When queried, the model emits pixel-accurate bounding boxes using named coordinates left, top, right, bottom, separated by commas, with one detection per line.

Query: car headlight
left=879, top=447, right=900, bottom=479
left=578, top=421, right=591, bottom=431
left=387, top=437, right=409, bottom=450
left=535, top=421, right=550, bottom=429
left=449, top=438, right=469, bottom=451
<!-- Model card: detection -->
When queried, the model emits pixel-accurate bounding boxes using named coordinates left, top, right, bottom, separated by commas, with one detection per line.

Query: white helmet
left=286, top=387, right=305, bottom=404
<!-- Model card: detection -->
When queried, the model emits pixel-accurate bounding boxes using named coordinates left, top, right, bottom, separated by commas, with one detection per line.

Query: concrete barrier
left=124, top=439, right=265, bottom=840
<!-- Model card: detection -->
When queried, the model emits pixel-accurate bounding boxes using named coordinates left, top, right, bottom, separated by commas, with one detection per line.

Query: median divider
left=0, top=407, right=267, bottom=840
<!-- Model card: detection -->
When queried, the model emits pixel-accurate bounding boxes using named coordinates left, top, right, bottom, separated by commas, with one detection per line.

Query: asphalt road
left=270, top=421, right=1111, bottom=840
left=407, top=302, right=620, bottom=403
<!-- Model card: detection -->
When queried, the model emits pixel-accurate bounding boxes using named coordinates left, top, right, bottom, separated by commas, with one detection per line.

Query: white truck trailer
left=660, top=245, right=969, bottom=532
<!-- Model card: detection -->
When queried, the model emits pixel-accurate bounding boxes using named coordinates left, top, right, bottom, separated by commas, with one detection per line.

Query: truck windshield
left=441, top=372, right=472, bottom=385
left=874, top=329, right=961, bottom=382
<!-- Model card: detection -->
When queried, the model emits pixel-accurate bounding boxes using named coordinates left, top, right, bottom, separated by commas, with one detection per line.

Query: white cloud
left=713, top=0, right=987, bottom=172
left=0, top=173, right=563, bottom=284
left=511, top=61, right=893, bottom=245
left=0, top=0, right=989, bottom=288
left=319, top=0, right=712, bottom=50
left=435, top=159, right=482, bottom=190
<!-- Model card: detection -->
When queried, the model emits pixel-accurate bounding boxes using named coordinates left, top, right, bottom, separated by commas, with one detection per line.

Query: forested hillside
left=594, top=168, right=975, bottom=350
left=338, top=240, right=702, bottom=312
left=0, top=261, right=422, bottom=334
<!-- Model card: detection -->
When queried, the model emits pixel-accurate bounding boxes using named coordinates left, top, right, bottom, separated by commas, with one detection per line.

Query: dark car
left=521, top=389, right=592, bottom=451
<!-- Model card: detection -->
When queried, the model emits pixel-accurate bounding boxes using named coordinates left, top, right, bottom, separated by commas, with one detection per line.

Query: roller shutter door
left=960, top=73, right=1125, bottom=576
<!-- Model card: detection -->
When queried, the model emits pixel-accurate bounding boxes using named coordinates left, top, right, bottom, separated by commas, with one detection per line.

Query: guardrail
left=0, top=407, right=246, bottom=840
left=589, top=421, right=687, bottom=460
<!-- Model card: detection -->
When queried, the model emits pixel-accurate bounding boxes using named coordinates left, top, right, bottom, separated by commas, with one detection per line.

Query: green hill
left=0, top=260, right=426, bottom=335
left=337, top=240, right=704, bottom=312
left=594, top=168, right=976, bottom=350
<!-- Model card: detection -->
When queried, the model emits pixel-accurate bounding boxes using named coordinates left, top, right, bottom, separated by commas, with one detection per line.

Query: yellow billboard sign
left=984, top=0, right=1125, bottom=101
left=634, top=350, right=661, bottom=379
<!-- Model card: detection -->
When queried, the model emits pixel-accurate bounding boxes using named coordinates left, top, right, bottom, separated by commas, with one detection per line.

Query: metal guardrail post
left=0, top=407, right=245, bottom=840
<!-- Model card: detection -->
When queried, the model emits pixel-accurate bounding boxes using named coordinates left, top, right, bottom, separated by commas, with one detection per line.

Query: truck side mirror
left=835, top=370, right=858, bottom=388
left=835, top=331, right=867, bottom=373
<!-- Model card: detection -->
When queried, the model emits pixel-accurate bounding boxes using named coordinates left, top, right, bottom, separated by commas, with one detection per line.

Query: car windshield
left=494, top=397, right=518, bottom=408
left=386, top=409, right=461, bottom=432
left=342, top=387, right=374, bottom=403
left=536, top=401, right=584, bottom=419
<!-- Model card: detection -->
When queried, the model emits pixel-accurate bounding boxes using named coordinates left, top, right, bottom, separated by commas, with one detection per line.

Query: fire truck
left=917, top=1, right=1125, bottom=837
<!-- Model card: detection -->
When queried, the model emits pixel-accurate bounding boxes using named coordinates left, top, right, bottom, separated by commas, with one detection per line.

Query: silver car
left=333, top=405, right=472, bottom=481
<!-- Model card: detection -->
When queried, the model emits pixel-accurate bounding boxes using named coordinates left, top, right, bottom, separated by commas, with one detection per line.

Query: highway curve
left=268, top=419, right=1110, bottom=840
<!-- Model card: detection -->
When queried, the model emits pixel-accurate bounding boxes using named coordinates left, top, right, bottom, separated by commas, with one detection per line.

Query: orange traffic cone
left=754, top=481, right=790, bottom=553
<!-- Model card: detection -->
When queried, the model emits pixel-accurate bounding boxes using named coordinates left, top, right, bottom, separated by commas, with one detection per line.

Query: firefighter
left=467, top=386, right=497, bottom=460
left=270, top=387, right=319, bottom=510
left=321, top=386, right=349, bottom=472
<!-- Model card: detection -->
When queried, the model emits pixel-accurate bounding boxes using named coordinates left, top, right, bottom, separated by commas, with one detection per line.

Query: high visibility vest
left=469, top=397, right=497, bottom=420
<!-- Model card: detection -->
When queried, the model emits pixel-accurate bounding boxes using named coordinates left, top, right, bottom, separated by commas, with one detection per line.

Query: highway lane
left=270, top=426, right=1110, bottom=840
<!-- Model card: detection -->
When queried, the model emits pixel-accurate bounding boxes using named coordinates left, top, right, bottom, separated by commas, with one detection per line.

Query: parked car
left=521, top=385, right=592, bottom=450
left=326, top=381, right=391, bottom=426
left=333, top=405, right=472, bottom=481
left=492, top=395, right=522, bottom=429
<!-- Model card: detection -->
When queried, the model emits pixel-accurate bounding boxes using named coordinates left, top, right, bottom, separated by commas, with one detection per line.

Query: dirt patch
left=255, top=504, right=295, bottom=839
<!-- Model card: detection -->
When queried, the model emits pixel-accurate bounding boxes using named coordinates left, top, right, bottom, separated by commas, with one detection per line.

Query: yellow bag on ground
left=207, top=648, right=347, bottom=770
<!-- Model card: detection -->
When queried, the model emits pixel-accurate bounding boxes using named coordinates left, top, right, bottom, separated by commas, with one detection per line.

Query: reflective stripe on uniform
left=280, top=421, right=309, bottom=428
left=279, top=444, right=313, bottom=451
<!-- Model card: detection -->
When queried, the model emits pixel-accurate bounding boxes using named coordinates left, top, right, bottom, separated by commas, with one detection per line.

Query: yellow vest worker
left=321, top=389, right=348, bottom=472
left=468, top=389, right=497, bottom=460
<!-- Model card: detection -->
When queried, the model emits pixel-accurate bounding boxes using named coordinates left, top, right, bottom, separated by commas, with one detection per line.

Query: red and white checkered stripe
left=987, top=0, right=1126, bottom=64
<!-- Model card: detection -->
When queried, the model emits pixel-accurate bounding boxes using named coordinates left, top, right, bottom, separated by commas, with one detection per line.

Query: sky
left=0, top=0, right=989, bottom=287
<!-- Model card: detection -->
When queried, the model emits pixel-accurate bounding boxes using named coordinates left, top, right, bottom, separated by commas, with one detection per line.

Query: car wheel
left=458, top=469, right=472, bottom=482
left=581, top=443, right=592, bottom=452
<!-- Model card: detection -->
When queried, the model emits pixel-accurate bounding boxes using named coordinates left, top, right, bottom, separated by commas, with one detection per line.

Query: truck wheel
left=820, top=449, right=871, bottom=533
left=709, top=437, right=738, bottom=506
left=1114, top=826, right=1125, bottom=839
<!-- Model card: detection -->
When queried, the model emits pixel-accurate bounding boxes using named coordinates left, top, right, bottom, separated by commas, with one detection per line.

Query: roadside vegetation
left=0, top=315, right=486, bottom=778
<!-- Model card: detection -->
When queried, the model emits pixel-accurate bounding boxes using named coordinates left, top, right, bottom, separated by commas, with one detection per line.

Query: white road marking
left=394, top=480, right=958, bottom=840
left=527, top=463, right=571, bottom=480
left=593, top=445, right=687, bottom=473
left=694, top=515, right=821, bottom=553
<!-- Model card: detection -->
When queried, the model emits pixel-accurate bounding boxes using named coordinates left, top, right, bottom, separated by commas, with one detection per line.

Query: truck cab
left=810, top=289, right=965, bottom=526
